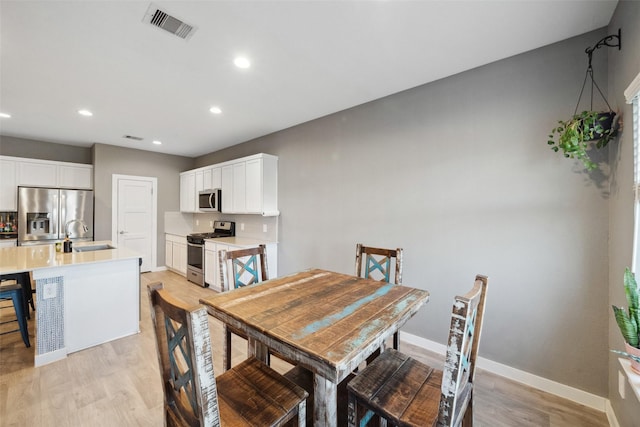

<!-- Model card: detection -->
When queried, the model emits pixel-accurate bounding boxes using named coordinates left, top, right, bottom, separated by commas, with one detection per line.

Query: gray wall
left=197, top=30, right=611, bottom=396
left=92, top=143, right=193, bottom=265
left=0, top=135, right=92, bottom=164
left=607, top=1, right=640, bottom=425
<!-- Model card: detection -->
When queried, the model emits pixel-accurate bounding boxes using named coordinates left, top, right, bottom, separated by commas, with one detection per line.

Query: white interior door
left=112, top=175, right=157, bottom=272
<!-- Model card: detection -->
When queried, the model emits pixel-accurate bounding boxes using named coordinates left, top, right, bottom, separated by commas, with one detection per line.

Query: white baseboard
left=401, top=332, right=609, bottom=413
left=605, top=400, right=620, bottom=427
left=151, top=266, right=168, bottom=272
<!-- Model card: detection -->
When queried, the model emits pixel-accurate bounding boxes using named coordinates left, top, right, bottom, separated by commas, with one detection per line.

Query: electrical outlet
left=263, top=224, right=268, bottom=233
left=196, top=219, right=199, bottom=226
left=43, top=282, right=57, bottom=300
left=209, top=221, right=213, bottom=227
left=619, top=370, right=626, bottom=399
left=240, top=223, right=245, bottom=231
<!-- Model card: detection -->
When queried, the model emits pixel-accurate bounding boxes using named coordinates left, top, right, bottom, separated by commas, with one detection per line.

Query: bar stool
left=0, top=282, right=31, bottom=347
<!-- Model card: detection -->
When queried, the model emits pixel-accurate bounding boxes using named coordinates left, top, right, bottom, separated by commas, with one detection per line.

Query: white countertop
left=0, top=241, right=141, bottom=275
left=204, top=236, right=277, bottom=246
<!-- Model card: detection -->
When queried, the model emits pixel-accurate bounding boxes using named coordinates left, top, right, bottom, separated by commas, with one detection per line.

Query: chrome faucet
left=65, top=219, right=89, bottom=237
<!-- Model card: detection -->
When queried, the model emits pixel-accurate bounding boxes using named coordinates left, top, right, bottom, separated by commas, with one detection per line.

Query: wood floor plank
left=0, top=270, right=609, bottom=427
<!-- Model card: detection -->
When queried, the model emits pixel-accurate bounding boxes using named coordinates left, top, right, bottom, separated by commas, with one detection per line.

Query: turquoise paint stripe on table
left=292, top=283, right=395, bottom=340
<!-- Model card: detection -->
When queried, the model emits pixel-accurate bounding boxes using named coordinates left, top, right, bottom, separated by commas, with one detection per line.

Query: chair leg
left=224, top=326, right=232, bottom=371
left=462, top=391, right=473, bottom=427
left=10, top=291, right=30, bottom=348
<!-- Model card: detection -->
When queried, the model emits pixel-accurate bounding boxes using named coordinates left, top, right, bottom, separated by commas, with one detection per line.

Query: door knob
left=119, top=231, right=127, bottom=235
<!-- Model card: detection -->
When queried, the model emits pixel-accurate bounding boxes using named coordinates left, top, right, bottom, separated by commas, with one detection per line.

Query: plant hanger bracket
left=573, top=28, right=621, bottom=115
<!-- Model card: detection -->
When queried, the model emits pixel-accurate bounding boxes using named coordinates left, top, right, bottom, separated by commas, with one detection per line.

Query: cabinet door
left=165, top=240, right=173, bottom=268
left=210, top=167, right=222, bottom=189
left=17, top=160, right=57, bottom=187
left=180, top=172, right=196, bottom=213
left=205, top=249, right=216, bottom=287
left=203, top=168, right=212, bottom=190
left=173, top=242, right=187, bottom=275
left=221, top=165, right=233, bottom=213
left=195, top=170, right=204, bottom=193
left=245, top=159, right=262, bottom=213
left=59, top=164, right=92, bottom=189
left=232, top=162, right=246, bottom=212
left=0, top=159, right=17, bottom=210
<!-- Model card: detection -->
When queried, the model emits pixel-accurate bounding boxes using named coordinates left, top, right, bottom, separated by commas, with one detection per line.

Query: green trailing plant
left=612, top=268, right=639, bottom=349
left=547, top=110, right=617, bottom=171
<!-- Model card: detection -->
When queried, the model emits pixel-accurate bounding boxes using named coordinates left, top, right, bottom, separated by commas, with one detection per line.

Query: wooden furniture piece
left=0, top=281, right=30, bottom=347
left=218, top=244, right=269, bottom=371
left=200, top=268, right=430, bottom=427
left=347, top=275, right=488, bottom=427
left=355, top=243, right=403, bottom=351
left=148, top=282, right=308, bottom=427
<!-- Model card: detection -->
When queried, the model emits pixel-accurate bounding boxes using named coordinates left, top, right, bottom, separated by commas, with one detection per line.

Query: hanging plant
left=547, top=110, right=617, bottom=171
left=547, top=30, right=621, bottom=171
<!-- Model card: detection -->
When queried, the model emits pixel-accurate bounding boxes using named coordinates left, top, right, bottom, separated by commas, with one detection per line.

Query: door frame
left=111, top=174, right=158, bottom=271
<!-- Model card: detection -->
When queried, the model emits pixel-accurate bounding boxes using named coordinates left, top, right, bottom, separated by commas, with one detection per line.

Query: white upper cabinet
left=231, top=162, right=247, bottom=213
left=180, top=171, right=196, bottom=213
left=180, top=153, right=278, bottom=215
left=210, top=166, right=221, bottom=189
left=1, top=156, right=93, bottom=211
left=0, top=159, right=17, bottom=210
left=58, top=164, right=93, bottom=188
left=202, top=166, right=221, bottom=190
left=221, top=165, right=233, bottom=213
left=17, top=160, right=57, bottom=186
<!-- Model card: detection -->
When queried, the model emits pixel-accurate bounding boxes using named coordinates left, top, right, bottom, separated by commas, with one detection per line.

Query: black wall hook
left=585, top=28, right=621, bottom=68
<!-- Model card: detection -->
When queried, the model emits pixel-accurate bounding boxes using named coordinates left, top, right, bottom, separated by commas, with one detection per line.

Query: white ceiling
left=0, top=0, right=618, bottom=158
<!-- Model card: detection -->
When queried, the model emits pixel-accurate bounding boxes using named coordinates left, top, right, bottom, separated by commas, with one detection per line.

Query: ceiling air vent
left=143, top=4, right=196, bottom=40
left=123, top=135, right=143, bottom=141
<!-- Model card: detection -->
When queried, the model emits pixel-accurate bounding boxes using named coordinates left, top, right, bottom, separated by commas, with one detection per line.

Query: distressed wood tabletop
left=200, top=268, right=430, bottom=427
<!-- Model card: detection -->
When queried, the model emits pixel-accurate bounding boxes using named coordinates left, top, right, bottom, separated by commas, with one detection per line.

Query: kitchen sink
left=73, top=244, right=116, bottom=252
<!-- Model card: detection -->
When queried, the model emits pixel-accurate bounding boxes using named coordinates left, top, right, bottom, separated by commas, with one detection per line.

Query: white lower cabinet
left=204, top=240, right=277, bottom=292
left=165, top=234, right=186, bottom=276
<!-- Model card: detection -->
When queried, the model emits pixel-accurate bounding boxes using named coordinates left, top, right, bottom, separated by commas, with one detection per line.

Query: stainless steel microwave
left=199, top=189, right=221, bottom=211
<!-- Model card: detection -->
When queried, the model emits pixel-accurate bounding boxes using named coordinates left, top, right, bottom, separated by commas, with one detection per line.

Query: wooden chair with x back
left=147, top=282, right=308, bottom=427
left=218, top=244, right=270, bottom=371
left=355, top=243, right=403, bottom=350
left=347, top=274, right=488, bottom=427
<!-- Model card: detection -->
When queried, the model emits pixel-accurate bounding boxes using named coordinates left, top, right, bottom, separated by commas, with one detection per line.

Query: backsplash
left=164, top=211, right=278, bottom=242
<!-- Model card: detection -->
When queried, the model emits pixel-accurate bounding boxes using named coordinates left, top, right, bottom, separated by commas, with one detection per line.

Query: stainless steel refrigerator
left=18, top=186, right=94, bottom=246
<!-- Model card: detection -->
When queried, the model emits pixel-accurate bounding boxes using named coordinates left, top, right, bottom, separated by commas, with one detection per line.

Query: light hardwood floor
left=1, top=270, right=609, bottom=426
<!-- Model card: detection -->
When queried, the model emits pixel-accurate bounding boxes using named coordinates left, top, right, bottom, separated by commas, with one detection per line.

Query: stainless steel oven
left=186, top=221, right=235, bottom=287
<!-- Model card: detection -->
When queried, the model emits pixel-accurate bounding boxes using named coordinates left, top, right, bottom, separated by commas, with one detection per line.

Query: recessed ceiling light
left=152, top=140, right=162, bottom=145
left=209, top=106, right=222, bottom=114
left=234, top=56, right=251, bottom=69
left=0, top=112, right=11, bottom=118
left=78, top=109, right=93, bottom=117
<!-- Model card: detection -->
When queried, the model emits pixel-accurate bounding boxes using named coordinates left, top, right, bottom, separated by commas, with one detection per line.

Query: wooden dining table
left=199, top=268, right=430, bottom=427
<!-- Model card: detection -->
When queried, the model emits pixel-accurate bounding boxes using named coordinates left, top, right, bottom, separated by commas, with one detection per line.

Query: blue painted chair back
left=219, top=245, right=269, bottom=292
left=355, top=244, right=403, bottom=285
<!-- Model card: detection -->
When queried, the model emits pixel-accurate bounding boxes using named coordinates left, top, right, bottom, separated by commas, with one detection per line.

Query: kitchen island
left=0, top=241, right=141, bottom=366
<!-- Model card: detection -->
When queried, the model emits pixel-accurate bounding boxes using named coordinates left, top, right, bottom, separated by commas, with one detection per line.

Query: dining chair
left=219, top=244, right=271, bottom=371
left=347, top=274, right=488, bottom=427
left=147, top=282, right=308, bottom=427
left=0, top=281, right=31, bottom=348
left=355, top=243, right=403, bottom=350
